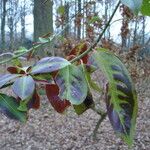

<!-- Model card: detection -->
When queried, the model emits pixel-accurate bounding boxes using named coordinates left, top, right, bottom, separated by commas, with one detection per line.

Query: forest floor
left=0, top=63, right=149, bottom=150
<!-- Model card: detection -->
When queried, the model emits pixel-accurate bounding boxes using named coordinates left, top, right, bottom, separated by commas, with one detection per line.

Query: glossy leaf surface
left=31, top=57, right=71, bottom=74
left=55, top=64, right=88, bottom=105
left=89, top=48, right=137, bottom=146
left=0, top=93, right=27, bottom=122
left=46, top=84, right=70, bottom=113
left=12, top=75, right=35, bottom=100
left=0, top=74, right=20, bottom=88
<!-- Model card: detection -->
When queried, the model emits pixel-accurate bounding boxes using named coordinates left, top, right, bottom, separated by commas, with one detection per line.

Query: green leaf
left=39, top=37, right=49, bottom=43
left=0, top=74, right=20, bottom=88
left=89, top=48, right=138, bottom=146
left=17, top=100, right=28, bottom=112
left=73, top=93, right=94, bottom=115
left=0, top=93, right=27, bottom=122
left=11, top=58, right=22, bottom=67
left=12, top=75, right=35, bottom=100
left=55, top=64, right=88, bottom=105
left=89, top=16, right=101, bottom=24
left=31, top=57, right=71, bottom=74
left=57, top=5, right=65, bottom=15
left=32, top=73, right=52, bottom=84
left=141, top=0, right=150, bottom=16
left=121, top=0, right=143, bottom=14
left=14, top=47, right=28, bottom=55
left=80, top=64, right=101, bottom=93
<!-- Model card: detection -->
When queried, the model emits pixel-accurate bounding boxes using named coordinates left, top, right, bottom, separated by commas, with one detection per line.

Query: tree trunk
left=142, top=16, right=145, bottom=46
left=34, top=0, right=53, bottom=40
left=9, top=16, right=14, bottom=50
left=1, top=0, right=7, bottom=52
left=133, top=17, right=138, bottom=46
left=64, top=2, right=69, bottom=37
left=74, top=0, right=77, bottom=38
left=77, top=0, right=81, bottom=39
left=33, top=0, right=53, bottom=56
left=21, top=0, right=26, bottom=45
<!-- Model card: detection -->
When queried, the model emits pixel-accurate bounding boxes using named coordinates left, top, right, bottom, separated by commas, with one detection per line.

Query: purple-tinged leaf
left=12, top=75, right=35, bottom=100
left=0, top=74, right=20, bottom=88
left=55, top=64, right=88, bottom=105
left=31, top=57, right=71, bottom=74
left=89, top=48, right=137, bottom=146
left=0, top=93, right=27, bottom=122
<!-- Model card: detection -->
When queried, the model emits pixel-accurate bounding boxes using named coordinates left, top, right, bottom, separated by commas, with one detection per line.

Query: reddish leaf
left=7, top=66, right=19, bottom=74
left=7, top=66, right=31, bottom=74
left=46, top=84, right=70, bottom=113
left=68, top=42, right=89, bottom=63
left=28, top=90, right=40, bottom=110
left=7, top=66, right=25, bottom=74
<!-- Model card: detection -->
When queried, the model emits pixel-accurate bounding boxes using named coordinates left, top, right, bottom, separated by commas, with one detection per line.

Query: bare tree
left=7, top=0, right=19, bottom=50
left=1, top=0, right=8, bottom=52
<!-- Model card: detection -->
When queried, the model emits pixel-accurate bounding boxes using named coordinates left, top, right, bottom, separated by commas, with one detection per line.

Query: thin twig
left=91, top=107, right=105, bottom=116
left=93, top=112, right=107, bottom=140
left=70, top=1, right=121, bottom=63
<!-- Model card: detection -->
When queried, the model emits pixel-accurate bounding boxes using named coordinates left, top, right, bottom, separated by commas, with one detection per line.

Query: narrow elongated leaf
left=89, top=48, right=137, bottom=146
left=31, top=57, right=71, bottom=74
left=73, top=93, right=94, bottom=115
left=0, top=93, right=27, bottom=122
left=12, top=75, right=35, bottom=100
left=141, top=0, right=150, bottom=16
left=46, top=84, right=70, bottom=113
left=121, top=0, right=143, bottom=14
left=0, top=74, right=20, bottom=88
left=55, top=64, right=88, bottom=105
left=39, top=37, right=49, bottom=43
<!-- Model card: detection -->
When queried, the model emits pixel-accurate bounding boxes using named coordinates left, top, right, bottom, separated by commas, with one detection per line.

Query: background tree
left=33, top=0, right=53, bottom=40
left=33, top=0, right=53, bottom=56
left=0, top=0, right=8, bottom=52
